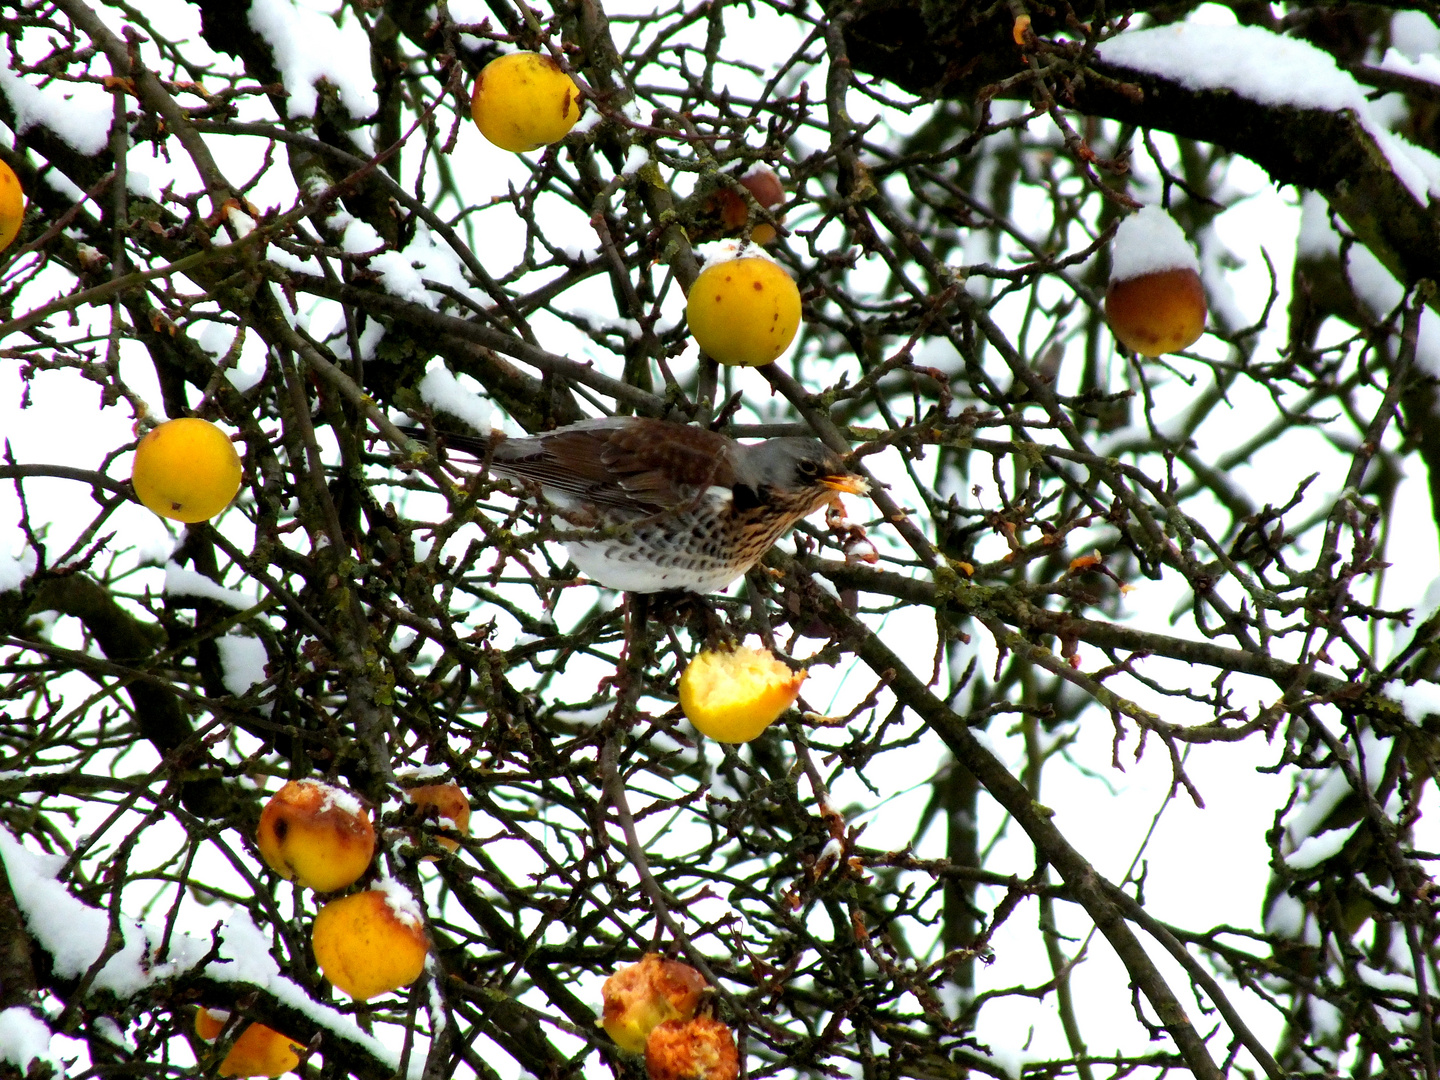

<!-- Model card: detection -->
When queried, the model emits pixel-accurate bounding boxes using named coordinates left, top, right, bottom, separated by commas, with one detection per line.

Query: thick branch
left=840, top=2, right=1440, bottom=292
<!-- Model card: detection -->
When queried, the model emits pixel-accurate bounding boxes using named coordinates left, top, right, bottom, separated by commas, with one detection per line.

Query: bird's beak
left=820, top=474, right=870, bottom=495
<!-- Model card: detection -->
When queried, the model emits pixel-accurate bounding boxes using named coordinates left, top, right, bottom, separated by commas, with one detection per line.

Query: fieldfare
left=414, top=416, right=868, bottom=593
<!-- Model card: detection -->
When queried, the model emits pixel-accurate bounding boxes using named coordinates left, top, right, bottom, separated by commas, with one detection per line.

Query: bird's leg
left=614, top=592, right=651, bottom=693
left=676, top=594, right=731, bottom=651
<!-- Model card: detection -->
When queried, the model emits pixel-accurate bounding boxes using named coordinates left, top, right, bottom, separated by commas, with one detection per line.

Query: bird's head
left=736, top=438, right=869, bottom=502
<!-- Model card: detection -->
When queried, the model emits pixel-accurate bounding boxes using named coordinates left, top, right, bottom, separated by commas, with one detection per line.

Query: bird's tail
left=400, top=426, right=504, bottom=460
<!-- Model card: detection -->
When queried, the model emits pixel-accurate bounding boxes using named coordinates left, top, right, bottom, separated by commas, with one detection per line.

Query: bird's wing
left=495, top=419, right=738, bottom=513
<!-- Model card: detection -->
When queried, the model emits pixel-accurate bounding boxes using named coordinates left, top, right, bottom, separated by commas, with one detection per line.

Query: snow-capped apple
left=1104, top=205, right=1207, bottom=357
left=405, top=783, right=471, bottom=855
left=686, top=243, right=801, bottom=367
left=193, top=1008, right=302, bottom=1078
left=256, top=780, right=374, bottom=893
left=130, top=417, right=242, bottom=523
left=645, top=1015, right=740, bottom=1080
left=311, top=886, right=429, bottom=1000
left=679, top=645, right=806, bottom=743
left=601, top=953, right=706, bottom=1053
left=471, top=51, right=582, bottom=152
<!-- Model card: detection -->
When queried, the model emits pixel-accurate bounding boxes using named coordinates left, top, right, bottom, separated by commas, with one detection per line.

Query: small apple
left=707, top=167, right=784, bottom=244
left=405, top=783, right=471, bottom=855
left=679, top=645, right=806, bottom=744
left=311, top=886, right=429, bottom=1000
left=0, top=160, right=24, bottom=254
left=686, top=245, right=802, bottom=367
left=601, top=954, right=706, bottom=1053
left=645, top=1016, right=740, bottom=1080
left=471, top=51, right=582, bottom=153
left=130, top=417, right=243, bottom=523
left=193, top=1008, right=302, bottom=1078
left=256, top=780, right=374, bottom=893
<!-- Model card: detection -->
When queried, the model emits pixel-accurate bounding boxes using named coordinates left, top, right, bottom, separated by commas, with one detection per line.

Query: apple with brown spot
left=255, top=780, right=374, bottom=893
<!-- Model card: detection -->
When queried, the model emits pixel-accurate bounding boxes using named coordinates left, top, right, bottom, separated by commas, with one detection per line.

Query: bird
left=410, top=416, right=869, bottom=594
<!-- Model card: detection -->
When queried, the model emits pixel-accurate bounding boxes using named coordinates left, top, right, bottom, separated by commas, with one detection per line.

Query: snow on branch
left=0, top=828, right=418, bottom=1076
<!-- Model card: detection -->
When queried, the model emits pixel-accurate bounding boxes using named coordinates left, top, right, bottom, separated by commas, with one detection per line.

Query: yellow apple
left=1105, top=266, right=1207, bottom=357
left=193, top=1008, right=302, bottom=1078
left=679, top=646, right=806, bottom=743
left=471, top=52, right=582, bottom=152
left=685, top=253, right=801, bottom=367
left=0, top=160, right=25, bottom=254
left=311, top=888, right=429, bottom=1001
left=130, top=417, right=242, bottom=523
left=405, top=783, right=471, bottom=855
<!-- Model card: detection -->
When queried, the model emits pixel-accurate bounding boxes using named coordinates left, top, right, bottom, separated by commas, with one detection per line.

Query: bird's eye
left=796, top=459, right=820, bottom=479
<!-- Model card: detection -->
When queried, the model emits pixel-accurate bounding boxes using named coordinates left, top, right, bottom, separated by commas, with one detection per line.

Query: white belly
left=564, top=539, right=741, bottom=594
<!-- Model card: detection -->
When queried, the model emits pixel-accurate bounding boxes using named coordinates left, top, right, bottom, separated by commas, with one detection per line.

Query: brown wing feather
left=592, top=420, right=736, bottom=504
left=437, top=418, right=739, bottom=513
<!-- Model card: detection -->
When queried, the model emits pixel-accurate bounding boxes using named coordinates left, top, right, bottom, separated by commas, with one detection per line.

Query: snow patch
left=339, top=218, right=425, bottom=305
left=1283, top=728, right=1395, bottom=850
left=247, top=0, right=379, bottom=120
left=125, top=167, right=160, bottom=202
left=695, top=238, right=782, bottom=269
left=0, top=827, right=207, bottom=996
left=0, top=545, right=38, bottom=593
left=1263, top=892, right=1306, bottom=938
left=374, top=876, right=424, bottom=928
left=164, top=564, right=258, bottom=610
left=1358, top=964, right=1416, bottom=993
left=195, top=322, right=268, bottom=393
left=1110, top=205, right=1201, bottom=282
left=1099, top=23, right=1440, bottom=204
left=621, top=145, right=650, bottom=175
left=418, top=363, right=494, bottom=435
left=217, top=635, right=269, bottom=696
left=226, top=206, right=257, bottom=239
left=398, top=225, right=486, bottom=309
left=1384, top=679, right=1440, bottom=723
left=1297, top=192, right=1440, bottom=375
left=1378, top=49, right=1440, bottom=93
left=331, top=316, right=386, bottom=363
left=289, top=778, right=367, bottom=821
left=1391, top=11, right=1440, bottom=60
left=0, top=55, right=110, bottom=156
left=397, top=764, right=451, bottom=782
left=0, top=1008, right=57, bottom=1076
left=1346, top=243, right=1440, bottom=376
left=1283, top=824, right=1358, bottom=869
